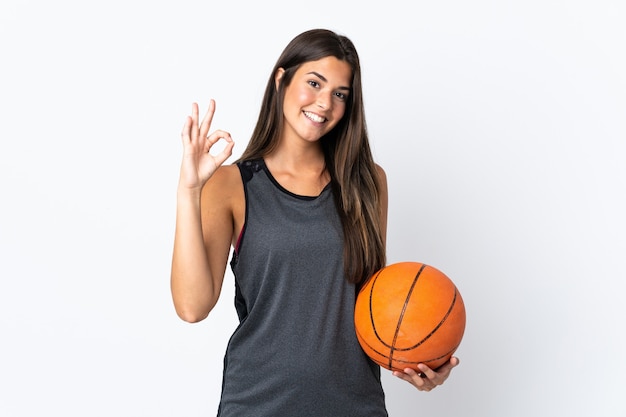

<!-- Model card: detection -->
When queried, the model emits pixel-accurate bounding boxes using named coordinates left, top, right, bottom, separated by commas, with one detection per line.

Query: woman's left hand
left=392, top=356, right=459, bottom=392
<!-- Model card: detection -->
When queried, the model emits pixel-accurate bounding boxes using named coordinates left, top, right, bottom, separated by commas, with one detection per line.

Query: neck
left=266, top=139, right=326, bottom=172
left=264, top=146, right=330, bottom=196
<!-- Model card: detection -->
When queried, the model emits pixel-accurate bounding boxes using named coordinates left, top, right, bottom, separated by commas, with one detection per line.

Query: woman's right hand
left=179, top=99, right=235, bottom=190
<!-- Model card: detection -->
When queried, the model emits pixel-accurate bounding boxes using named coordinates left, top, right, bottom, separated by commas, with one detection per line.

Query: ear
left=274, top=68, right=285, bottom=90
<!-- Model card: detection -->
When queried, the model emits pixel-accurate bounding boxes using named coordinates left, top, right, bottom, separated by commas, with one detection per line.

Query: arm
left=170, top=100, right=235, bottom=323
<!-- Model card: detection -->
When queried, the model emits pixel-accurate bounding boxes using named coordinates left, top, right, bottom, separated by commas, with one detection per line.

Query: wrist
left=177, top=184, right=203, bottom=201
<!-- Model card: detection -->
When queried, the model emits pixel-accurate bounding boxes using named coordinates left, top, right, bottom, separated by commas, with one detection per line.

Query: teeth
left=304, top=111, right=325, bottom=123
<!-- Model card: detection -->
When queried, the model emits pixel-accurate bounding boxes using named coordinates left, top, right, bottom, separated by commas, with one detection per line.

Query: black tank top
left=217, top=159, right=387, bottom=416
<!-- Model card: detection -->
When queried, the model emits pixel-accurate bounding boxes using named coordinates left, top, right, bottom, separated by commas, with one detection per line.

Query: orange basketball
left=354, top=262, right=466, bottom=372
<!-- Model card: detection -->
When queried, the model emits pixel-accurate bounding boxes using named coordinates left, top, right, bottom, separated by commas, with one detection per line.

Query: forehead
left=296, top=56, right=353, bottom=86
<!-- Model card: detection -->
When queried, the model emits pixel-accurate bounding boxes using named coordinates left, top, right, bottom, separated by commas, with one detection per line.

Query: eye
left=334, top=91, right=348, bottom=101
left=308, top=80, right=320, bottom=88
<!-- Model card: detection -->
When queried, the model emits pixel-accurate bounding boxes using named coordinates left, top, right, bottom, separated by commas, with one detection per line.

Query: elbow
left=174, top=304, right=211, bottom=323
left=170, top=276, right=220, bottom=323
left=176, top=309, right=209, bottom=324
left=171, top=280, right=218, bottom=323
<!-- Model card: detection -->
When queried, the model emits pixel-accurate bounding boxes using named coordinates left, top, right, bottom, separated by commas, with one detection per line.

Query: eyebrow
left=306, top=71, right=351, bottom=91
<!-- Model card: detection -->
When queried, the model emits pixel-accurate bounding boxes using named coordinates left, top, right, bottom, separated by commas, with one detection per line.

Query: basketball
left=354, top=261, right=466, bottom=372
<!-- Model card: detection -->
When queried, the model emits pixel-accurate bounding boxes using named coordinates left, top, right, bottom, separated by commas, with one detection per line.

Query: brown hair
left=237, top=29, right=385, bottom=285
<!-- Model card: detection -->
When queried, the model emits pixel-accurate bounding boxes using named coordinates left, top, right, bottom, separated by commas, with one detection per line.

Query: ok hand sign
left=179, top=99, right=234, bottom=190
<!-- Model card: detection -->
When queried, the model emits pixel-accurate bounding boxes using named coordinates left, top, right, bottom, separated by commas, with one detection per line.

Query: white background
left=1, top=1, right=625, bottom=416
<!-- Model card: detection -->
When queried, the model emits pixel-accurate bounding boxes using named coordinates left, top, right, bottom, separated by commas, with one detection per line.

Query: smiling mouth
left=303, top=111, right=326, bottom=123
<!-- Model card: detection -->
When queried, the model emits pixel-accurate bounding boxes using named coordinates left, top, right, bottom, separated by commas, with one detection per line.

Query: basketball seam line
left=388, top=263, right=427, bottom=369
left=393, top=287, right=459, bottom=351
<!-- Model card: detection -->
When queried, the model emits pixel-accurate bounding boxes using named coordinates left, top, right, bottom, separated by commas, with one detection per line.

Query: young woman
left=171, top=28, right=458, bottom=416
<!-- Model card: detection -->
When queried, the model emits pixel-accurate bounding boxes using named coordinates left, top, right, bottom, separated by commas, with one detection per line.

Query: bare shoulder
left=206, top=163, right=241, bottom=189
left=201, top=163, right=243, bottom=205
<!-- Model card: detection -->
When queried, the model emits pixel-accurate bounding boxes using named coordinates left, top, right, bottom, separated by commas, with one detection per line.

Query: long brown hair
left=237, top=29, right=385, bottom=285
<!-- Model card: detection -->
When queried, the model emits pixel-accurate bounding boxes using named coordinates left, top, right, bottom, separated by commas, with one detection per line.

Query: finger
left=206, top=130, right=233, bottom=145
left=190, top=102, right=200, bottom=142
left=412, top=367, right=438, bottom=391
left=417, top=363, right=437, bottom=380
left=213, top=140, right=235, bottom=167
left=205, top=130, right=235, bottom=162
left=199, top=99, right=216, bottom=139
left=392, top=370, right=416, bottom=384
left=406, top=367, right=429, bottom=382
left=429, top=356, right=459, bottom=379
left=416, top=365, right=447, bottom=389
left=393, top=369, right=432, bottom=392
left=181, top=115, right=192, bottom=143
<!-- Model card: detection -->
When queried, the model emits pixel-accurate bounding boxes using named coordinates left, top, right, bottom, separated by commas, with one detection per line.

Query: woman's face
left=277, top=56, right=352, bottom=144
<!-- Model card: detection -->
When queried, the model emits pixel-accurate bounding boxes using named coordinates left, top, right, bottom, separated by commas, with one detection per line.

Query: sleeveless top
left=217, top=159, right=387, bottom=417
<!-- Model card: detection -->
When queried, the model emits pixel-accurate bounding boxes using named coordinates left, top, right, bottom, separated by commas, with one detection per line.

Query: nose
left=317, top=91, right=332, bottom=110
